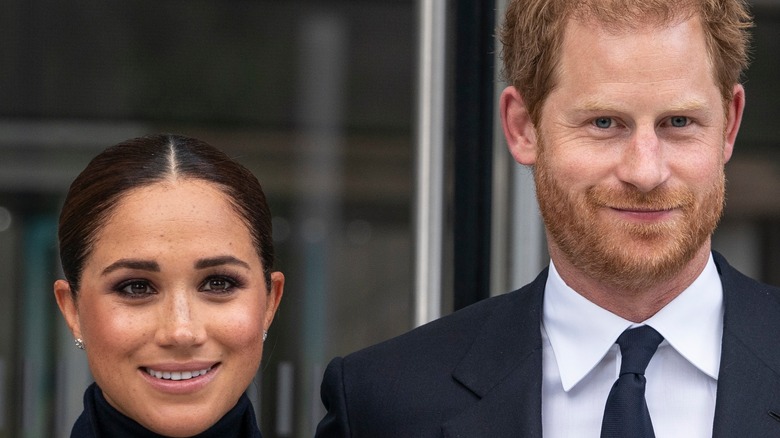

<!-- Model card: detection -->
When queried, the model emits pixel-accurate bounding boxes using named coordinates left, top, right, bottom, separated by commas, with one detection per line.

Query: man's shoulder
left=714, top=251, right=780, bottom=301
left=712, top=251, right=780, bottom=437
left=714, top=251, right=780, bottom=371
left=340, top=269, right=547, bottom=371
left=347, top=290, right=513, bottom=361
left=317, top=274, right=547, bottom=437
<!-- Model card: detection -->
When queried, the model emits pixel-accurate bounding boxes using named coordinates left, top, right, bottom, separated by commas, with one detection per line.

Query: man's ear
left=54, top=279, right=82, bottom=340
left=500, top=86, right=539, bottom=165
left=723, top=83, right=745, bottom=164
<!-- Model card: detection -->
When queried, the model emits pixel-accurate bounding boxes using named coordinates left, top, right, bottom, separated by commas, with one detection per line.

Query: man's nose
left=615, top=126, right=671, bottom=192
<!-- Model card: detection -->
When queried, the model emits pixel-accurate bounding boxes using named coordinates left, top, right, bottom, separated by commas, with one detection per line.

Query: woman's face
left=54, top=179, right=283, bottom=436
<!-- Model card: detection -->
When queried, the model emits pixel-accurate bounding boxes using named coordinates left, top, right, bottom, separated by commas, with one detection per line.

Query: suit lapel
left=443, top=270, right=547, bottom=438
left=442, top=253, right=780, bottom=437
left=713, top=252, right=780, bottom=437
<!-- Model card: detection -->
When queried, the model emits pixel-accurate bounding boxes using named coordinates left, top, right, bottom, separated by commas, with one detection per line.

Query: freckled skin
left=54, top=179, right=284, bottom=437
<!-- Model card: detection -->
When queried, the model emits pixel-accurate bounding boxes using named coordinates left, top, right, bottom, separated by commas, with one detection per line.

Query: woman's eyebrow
left=101, top=259, right=160, bottom=276
left=194, top=256, right=251, bottom=270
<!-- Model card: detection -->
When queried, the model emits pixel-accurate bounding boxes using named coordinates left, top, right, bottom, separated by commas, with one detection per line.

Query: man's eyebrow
left=101, top=259, right=160, bottom=276
left=574, top=98, right=710, bottom=113
left=664, top=100, right=710, bottom=113
left=194, top=256, right=251, bottom=270
left=573, top=98, right=615, bottom=112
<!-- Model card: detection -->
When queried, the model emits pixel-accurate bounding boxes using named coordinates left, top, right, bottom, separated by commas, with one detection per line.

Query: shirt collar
left=542, top=253, right=723, bottom=391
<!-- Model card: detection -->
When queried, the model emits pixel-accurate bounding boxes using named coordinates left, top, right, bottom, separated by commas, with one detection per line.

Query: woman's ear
left=263, top=272, right=285, bottom=331
left=500, top=86, right=539, bottom=165
left=54, top=279, right=82, bottom=340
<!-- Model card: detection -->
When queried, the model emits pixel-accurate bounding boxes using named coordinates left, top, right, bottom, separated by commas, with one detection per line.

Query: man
left=317, top=1, right=780, bottom=436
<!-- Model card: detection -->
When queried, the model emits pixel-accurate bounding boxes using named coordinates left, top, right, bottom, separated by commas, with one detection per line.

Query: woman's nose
left=155, top=291, right=207, bottom=348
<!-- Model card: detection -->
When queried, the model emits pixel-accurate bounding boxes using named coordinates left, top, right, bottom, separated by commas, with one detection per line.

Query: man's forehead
left=567, top=0, right=698, bottom=33
left=557, top=13, right=715, bottom=84
left=545, top=15, right=724, bottom=118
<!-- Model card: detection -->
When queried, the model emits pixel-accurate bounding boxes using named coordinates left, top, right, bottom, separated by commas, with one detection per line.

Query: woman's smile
left=61, top=179, right=282, bottom=435
left=54, top=135, right=283, bottom=436
left=144, top=365, right=215, bottom=381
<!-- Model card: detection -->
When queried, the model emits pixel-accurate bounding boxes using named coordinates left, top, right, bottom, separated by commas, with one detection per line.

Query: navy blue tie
left=600, top=325, right=664, bottom=438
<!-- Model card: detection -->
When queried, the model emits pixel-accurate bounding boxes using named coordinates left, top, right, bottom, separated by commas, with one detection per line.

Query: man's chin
left=568, top=233, right=703, bottom=291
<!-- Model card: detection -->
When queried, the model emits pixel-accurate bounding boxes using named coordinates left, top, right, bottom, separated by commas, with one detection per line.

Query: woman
left=53, top=134, right=284, bottom=437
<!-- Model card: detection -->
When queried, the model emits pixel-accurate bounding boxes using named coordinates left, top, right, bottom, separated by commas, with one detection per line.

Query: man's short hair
left=500, top=0, right=753, bottom=125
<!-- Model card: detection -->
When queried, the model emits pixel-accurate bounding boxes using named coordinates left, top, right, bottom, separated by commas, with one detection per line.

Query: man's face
left=532, top=16, right=740, bottom=291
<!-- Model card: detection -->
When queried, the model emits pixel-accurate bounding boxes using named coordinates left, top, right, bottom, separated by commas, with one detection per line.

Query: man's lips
left=610, top=205, right=677, bottom=212
left=609, top=206, right=678, bottom=221
left=614, top=208, right=672, bottom=212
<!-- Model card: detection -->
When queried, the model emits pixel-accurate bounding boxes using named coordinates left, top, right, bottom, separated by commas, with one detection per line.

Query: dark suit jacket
left=315, top=252, right=780, bottom=437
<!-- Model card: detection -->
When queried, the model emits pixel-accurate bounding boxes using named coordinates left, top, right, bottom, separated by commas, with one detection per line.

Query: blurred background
left=0, top=0, right=779, bottom=437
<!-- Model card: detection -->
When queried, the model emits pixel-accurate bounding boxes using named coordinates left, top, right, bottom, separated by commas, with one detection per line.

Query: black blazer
left=315, top=252, right=780, bottom=437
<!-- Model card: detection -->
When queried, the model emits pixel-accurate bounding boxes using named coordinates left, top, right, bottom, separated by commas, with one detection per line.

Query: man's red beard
left=534, top=142, right=725, bottom=292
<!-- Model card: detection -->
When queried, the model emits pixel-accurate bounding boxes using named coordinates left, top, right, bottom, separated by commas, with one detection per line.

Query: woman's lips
left=139, top=362, right=221, bottom=394
left=144, top=366, right=213, bottom=381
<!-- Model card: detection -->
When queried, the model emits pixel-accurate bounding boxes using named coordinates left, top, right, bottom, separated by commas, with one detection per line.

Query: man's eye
left=593, top=117, right=613, bottom=129
left=669, top=116, right=689, bottom=127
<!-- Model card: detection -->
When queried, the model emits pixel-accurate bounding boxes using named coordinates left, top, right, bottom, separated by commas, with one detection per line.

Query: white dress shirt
left=541, top=254, right=723, bottom=437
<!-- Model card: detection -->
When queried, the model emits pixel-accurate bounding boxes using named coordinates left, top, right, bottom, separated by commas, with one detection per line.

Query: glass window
left=0, top=1, right=415, bottom=437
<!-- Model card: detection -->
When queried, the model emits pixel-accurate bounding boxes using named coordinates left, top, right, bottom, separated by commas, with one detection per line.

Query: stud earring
left=74, top=338, right=85, bottom=350
left=263, top=331, right=268, bottom=342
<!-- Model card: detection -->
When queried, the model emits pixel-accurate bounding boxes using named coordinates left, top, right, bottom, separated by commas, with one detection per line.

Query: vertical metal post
left=452, top=0, right=495, bottom=310
left=491, top=0, right=511, bottom=296
left=414, top=0, right=447, bottom=326
left=293, top=11, right=347, bottom=435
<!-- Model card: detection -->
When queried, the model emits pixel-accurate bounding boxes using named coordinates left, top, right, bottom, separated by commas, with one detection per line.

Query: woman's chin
left=139, top=415, right=220, bottom=438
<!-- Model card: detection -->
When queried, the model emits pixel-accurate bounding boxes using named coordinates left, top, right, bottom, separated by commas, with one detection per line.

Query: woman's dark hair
left=58, top=134, right=274, bottom=296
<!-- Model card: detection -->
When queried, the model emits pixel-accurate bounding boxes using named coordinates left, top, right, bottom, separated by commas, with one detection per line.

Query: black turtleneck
left=70, top=382, right=263, bottom=437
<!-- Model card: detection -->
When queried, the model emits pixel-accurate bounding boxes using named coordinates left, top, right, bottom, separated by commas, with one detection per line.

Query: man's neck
left=549, top=243, right=712, bottom=322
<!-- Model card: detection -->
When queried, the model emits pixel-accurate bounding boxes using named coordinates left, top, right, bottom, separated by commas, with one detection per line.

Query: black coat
left=316, top=252, right=780, bottom=437
left=70, top=382, right=263, bottom=437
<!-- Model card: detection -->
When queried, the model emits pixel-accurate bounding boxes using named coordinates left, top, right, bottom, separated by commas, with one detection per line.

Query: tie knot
left=616, top=326, right=663, bottom=375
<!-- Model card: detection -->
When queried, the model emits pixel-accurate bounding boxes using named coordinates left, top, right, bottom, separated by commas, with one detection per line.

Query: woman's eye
left=116, top=280, right=154, bottom=297
left=669, top=116, right=690, bottom=127
left=593, top=117, right=613, bottom=129
left=201, top=277, right=236, bottom=294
